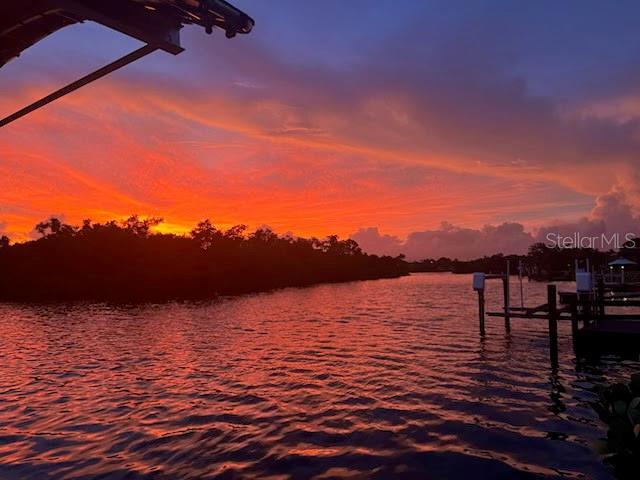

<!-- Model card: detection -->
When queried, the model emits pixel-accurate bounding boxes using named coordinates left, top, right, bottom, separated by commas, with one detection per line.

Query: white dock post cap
left=576, top=271, right=593, bottom=292
left=473, top=272, right=486, bottom=291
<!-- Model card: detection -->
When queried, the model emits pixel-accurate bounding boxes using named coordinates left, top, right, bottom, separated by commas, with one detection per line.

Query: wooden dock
left=474, top=262, right=640, bottom=359
left=576, top=319, right=640, bottom=356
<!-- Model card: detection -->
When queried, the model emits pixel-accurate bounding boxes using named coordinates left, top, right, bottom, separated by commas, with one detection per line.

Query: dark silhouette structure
left=0, top=0, right=254, bottom=127
left=0, top=216, right=408, bottom=301
left=592, top=374, right=640, bottom=480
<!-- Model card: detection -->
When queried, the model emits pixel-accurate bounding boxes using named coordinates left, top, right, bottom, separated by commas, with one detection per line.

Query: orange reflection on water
left=0, top=274, right=632, bottom=478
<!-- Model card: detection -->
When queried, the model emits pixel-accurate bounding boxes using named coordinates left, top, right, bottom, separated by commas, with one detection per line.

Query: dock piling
left=473, top=272, right=486, bottom=336
left=570, top=298, right=579, bottom=346
left=503, top=260, right=511, bottom=330
left=597, top=277, right=605, bottom=322
left=547, top=284, right=558, bottom=366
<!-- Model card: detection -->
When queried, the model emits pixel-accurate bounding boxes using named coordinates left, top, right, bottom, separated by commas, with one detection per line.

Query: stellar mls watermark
left=545, top=232, right=637, bottom=249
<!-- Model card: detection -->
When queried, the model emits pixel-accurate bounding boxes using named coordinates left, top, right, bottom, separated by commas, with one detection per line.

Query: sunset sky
left=2, top=0, right=640, bottom=259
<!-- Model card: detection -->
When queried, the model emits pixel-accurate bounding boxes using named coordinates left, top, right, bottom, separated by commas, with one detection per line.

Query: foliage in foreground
left=0, top=216, right=408, bottom=301
left=593, top=373, right=640, bottom=479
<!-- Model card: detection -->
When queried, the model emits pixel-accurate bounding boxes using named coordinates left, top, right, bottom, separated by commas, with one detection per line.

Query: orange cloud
left=0, top=74, right=595, bottom=243
left=4, top=23, right=630, bottom=244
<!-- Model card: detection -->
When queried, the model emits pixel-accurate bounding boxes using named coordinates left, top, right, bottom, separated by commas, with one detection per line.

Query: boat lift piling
left=547, top=284, right=558, bottom=366
left=472, top=260, right=512, bottom=336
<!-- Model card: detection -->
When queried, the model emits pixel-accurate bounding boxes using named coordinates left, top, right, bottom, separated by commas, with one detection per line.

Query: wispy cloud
left=1, top=1, right=640, bottom=243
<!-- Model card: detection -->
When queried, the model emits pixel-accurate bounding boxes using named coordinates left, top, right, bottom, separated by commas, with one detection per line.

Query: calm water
left=0, top=273, right=637, bottom=479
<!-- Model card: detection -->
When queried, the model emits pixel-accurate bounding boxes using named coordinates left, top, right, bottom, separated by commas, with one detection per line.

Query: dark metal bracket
left=0, top=1, right=254, bottom=129
left=0, top=44, right=158, bottom=128
left=0, top=0, right=185, bottom=129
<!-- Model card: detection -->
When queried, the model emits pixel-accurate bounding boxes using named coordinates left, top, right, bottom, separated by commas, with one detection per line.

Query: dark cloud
left=353, top=192, right=640, bottom=260
left=350, top=227, right=403, bottom=257
left=352, top=222, right=534, bottom=260
left=166, top=0, right=640, bottom=201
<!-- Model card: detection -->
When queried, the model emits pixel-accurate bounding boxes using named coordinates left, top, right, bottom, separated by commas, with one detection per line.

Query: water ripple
left=0, top=273, right=636, bottom=479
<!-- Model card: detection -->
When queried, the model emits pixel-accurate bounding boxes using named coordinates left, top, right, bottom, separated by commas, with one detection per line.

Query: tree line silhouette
left=2, top=217, right=631, bottom=302
left=0, top=216, right=408, bottom=301
left=409, top=242, right=618, bottom=279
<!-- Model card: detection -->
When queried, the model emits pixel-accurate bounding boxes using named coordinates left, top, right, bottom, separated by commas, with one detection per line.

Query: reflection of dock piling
left=503, top=260, right=510, bottom=330
left=472, top=261, right=640, bottom=358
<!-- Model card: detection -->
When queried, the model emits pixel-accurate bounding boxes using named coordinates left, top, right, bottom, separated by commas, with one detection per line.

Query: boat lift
left=0, top=0, right=254, bottom=128
left=473, top=260, right=640, bottom=362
